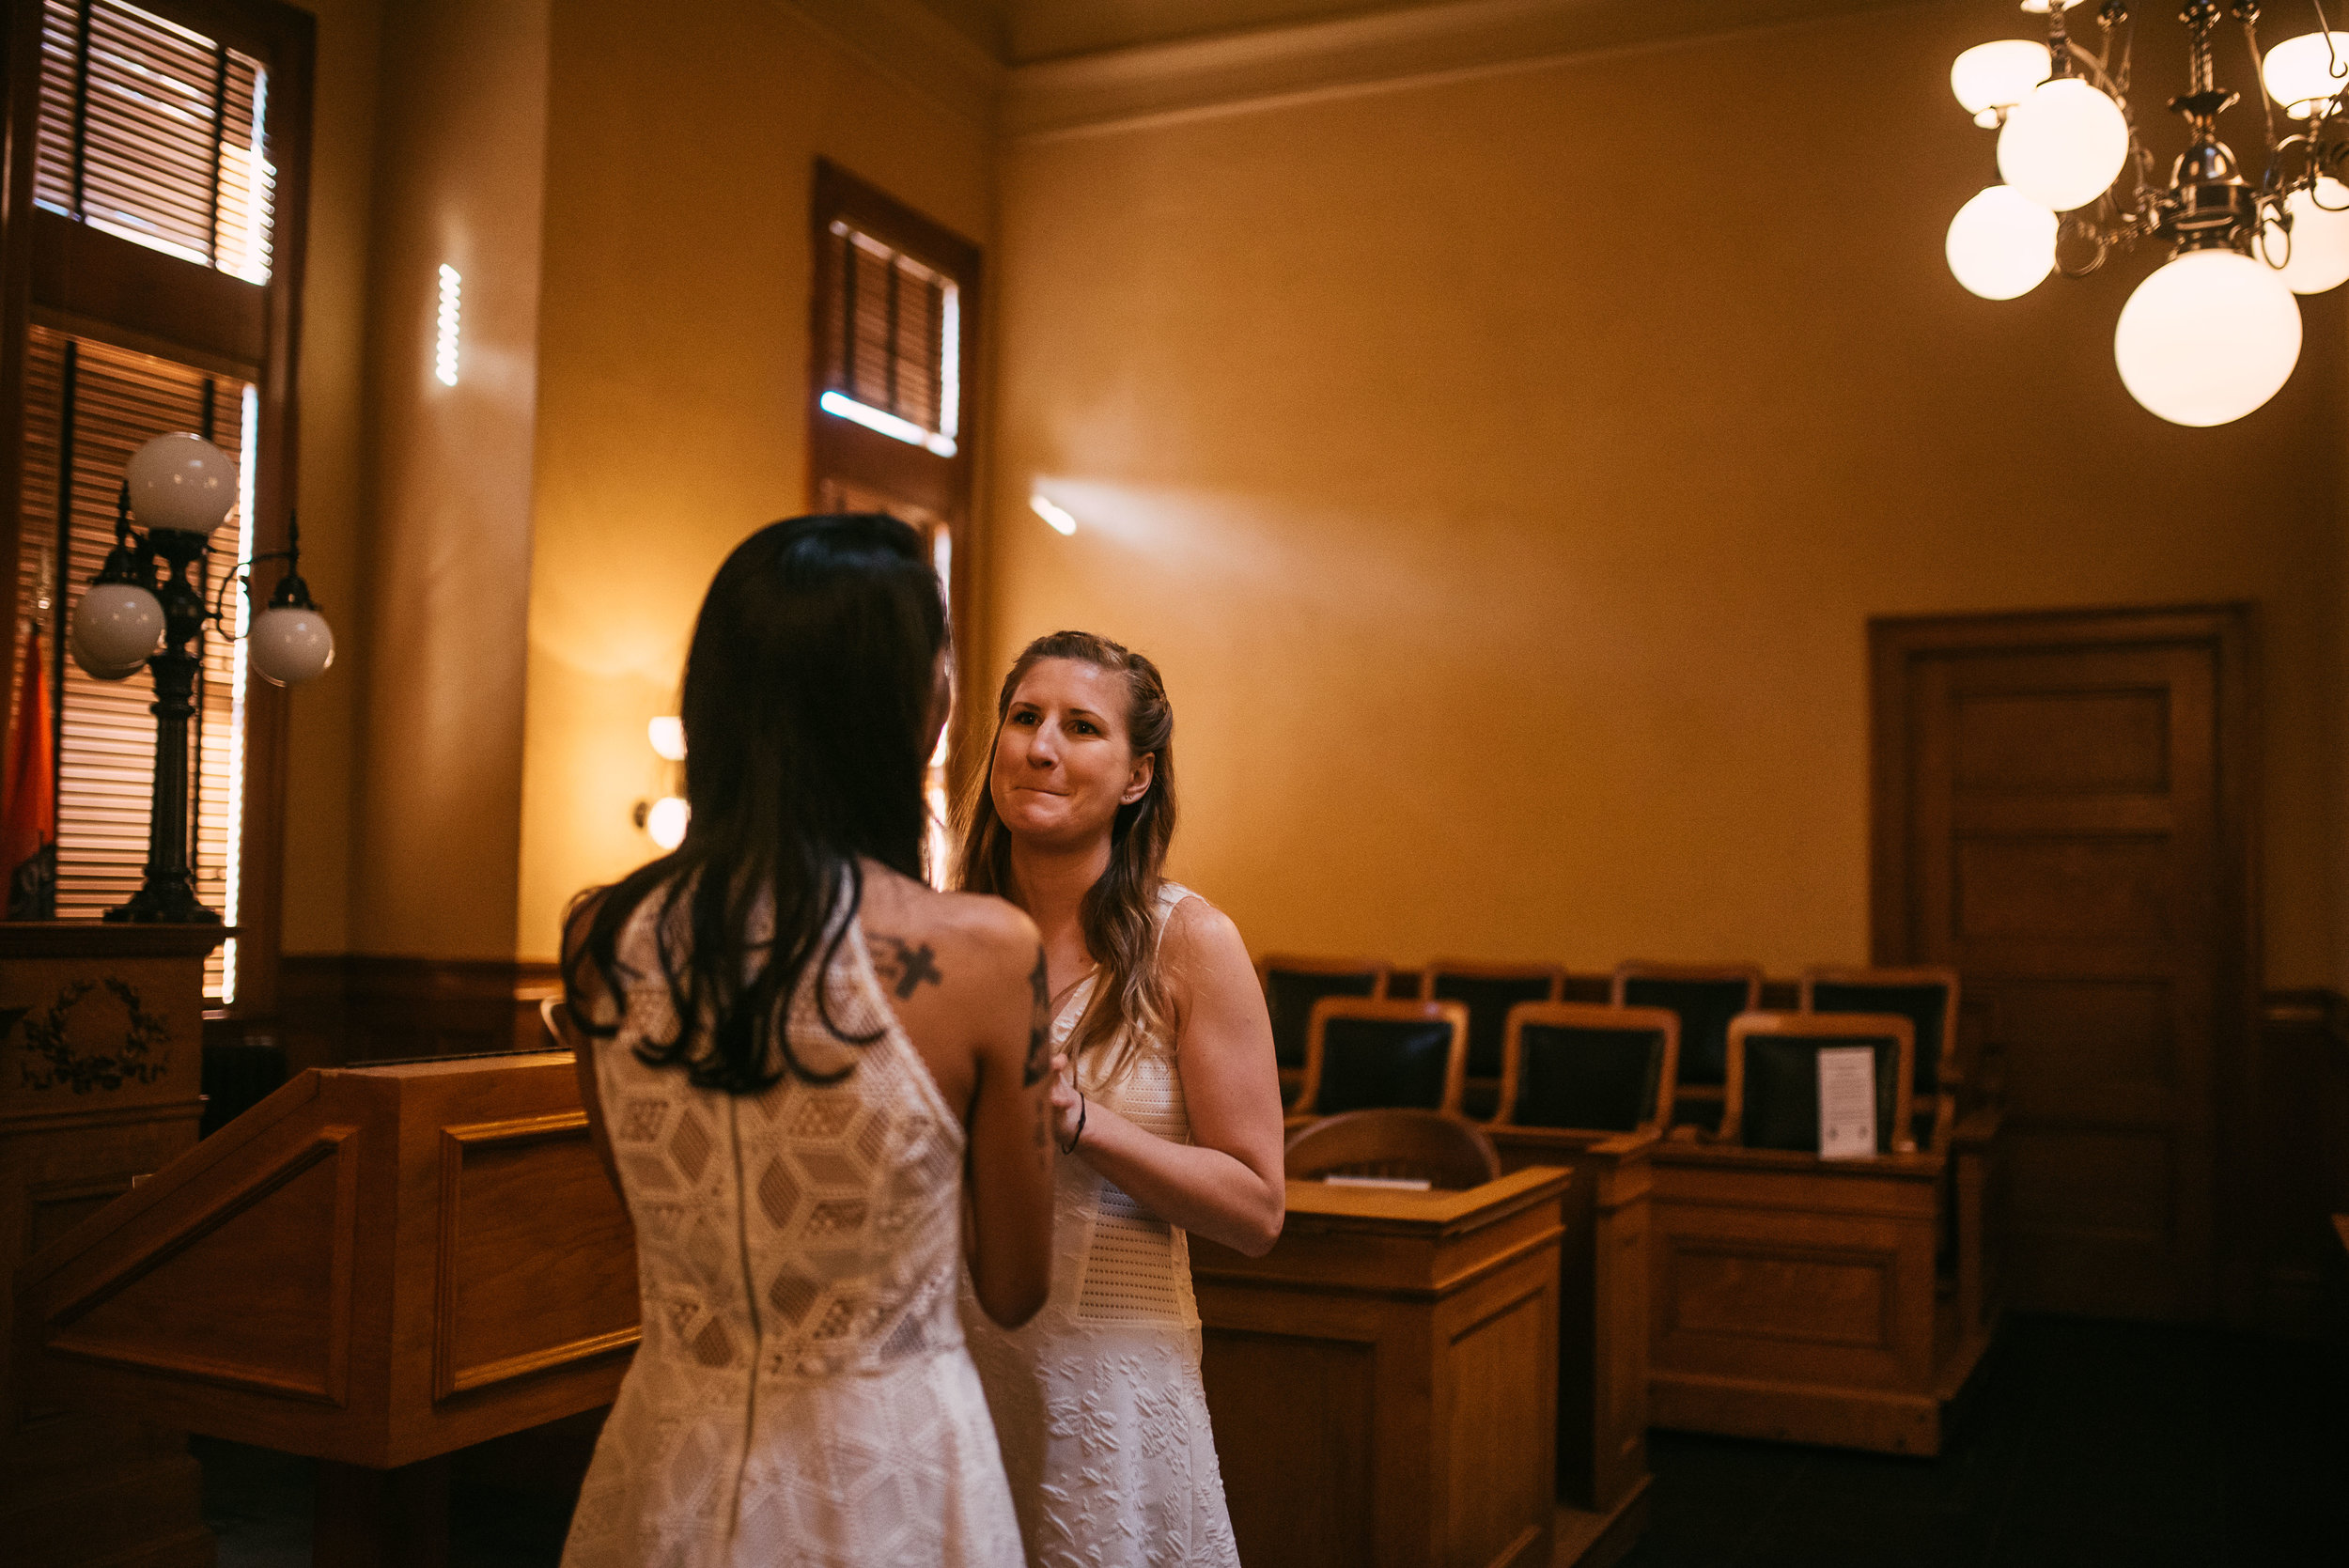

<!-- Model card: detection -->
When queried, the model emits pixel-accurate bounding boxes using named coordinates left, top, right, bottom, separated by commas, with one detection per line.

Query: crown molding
left=1003, top=0, right=1910, bottom=142
left=767, top=0, right=1007, bottom=129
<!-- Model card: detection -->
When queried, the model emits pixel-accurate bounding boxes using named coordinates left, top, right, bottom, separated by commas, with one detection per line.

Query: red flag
left=3, top=625, right=56, bottom=919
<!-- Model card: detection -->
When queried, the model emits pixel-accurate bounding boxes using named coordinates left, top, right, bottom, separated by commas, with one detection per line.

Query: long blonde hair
left=955, top=631, right=1176, bottom=1087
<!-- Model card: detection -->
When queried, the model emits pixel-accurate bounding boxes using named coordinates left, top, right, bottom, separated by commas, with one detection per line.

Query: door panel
left=1874, top=613, right=2253, bottom=1321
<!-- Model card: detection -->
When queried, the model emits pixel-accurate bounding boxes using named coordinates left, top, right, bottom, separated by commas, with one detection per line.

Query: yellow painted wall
left=514, top=0, right=995, bottom=960
left=343, top=0, right=550, bottom=959
left=278, top=0, right=382, bottom=955
left=988, top=2, right=2346, bottom=984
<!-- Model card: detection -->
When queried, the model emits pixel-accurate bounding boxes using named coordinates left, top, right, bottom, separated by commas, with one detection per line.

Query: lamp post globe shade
left=2263, top=32, right=2349, bottom=119
left=70, top=582, right=163, bottom=674
left=2114, top=248, right=2303, bottom=427
left=1998, top=78, right=2130, bottom=211
left=125, top=432, right=239, bottom=536
left=1952, top=40, right=2050, bottom=120
left=2262, top=178, right=2349, bottom=295
left=250, top=604, right=335, bottom=686
left=1947, top=185, right=2058, bottom=299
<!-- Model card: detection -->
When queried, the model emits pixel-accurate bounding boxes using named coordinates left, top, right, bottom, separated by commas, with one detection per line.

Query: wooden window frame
left=0, top=0, right=314, bottom=1015
left=805, top=159, right=981, bottom=789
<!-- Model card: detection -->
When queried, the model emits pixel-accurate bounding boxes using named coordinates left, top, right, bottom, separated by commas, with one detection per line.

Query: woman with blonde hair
left=957, top=629, right=1286, bottom=1568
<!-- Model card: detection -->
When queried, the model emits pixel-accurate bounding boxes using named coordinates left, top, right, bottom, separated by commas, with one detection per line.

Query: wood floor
left=192, top=1318, right=2341, bottom=1568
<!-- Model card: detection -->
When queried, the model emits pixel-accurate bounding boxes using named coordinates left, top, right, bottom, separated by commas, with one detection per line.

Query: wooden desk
left=15, top=1052, right=638, bottom=1565
left=1486, top=1126, right=1655, bottom=1520
left=1645, top=1109, right=2001, bottom=1456
left=1195, top=1166, right=1636, bottom=1568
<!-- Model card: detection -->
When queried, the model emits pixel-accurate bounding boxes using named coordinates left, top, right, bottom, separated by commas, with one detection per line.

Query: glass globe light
left=70, top=582, right=163, bottom=675
left=645, top=796, right=690, bottom=851
left=2114, top=248, right=2303, bottom=427
left=125, top=432, right=239, bottom=536
left=1998, top=78, right=2130, bottom=212
left=1946, top=185, right=2058, bottom=299
left=2262, top=32, right=2349, bottom=119
left=647, top=716, right=687, bottom=761
left=1952, top=40, right=2050, bottom=126
left=2260, top=178, right=2349, bottom=294
left=250, top=605, right=335, bottom=686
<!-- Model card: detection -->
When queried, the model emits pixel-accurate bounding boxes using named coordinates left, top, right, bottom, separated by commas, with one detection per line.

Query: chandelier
left=1943, top=1, right=2347, bottom=425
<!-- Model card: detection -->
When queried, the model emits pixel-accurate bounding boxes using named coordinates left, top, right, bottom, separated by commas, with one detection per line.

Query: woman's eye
left=1073, top=722, right=1097, bottom=736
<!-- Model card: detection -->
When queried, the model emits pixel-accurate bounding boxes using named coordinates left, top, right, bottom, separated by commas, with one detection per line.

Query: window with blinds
left=819, top=222, right=960, bottom=457
left=35, top=0, right=276, bottom=283
left=9, top=0, right=281, bottom=1001
left=805, top=164, right=978, bottom=890
left=15, top=329, right=253, bottom=998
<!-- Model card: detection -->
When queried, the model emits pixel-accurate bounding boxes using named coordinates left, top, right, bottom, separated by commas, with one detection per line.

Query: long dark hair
left=954, top=630, right=1176, bottom=1086
left=564, top=514, right=947, bottom=1093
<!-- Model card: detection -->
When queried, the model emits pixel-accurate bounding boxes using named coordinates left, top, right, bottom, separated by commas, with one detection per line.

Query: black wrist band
left=1059, top=1090, right=1087, bottom=1156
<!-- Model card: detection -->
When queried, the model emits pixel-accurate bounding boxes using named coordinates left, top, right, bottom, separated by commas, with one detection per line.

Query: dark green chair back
left=1619, top=976, right=1752, bottom=1087
left=1315, top=1016, right=1456, bottom=1114
left=1265, top=966, right=1381, bottom=1069
left=1808, top=980, right=1952, bottom=1096
left=1429, top=971, right=1558, bottom=1079
left=1510, top=1021, right=1669, bottom=1133
left=1737, top=1031, right=1904, bottom=1155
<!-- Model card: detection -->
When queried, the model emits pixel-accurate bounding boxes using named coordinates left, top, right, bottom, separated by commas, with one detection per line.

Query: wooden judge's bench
left=13, top=1049, right=636, bottom=1567
left=15, top=1046, right=1645, bottom=1568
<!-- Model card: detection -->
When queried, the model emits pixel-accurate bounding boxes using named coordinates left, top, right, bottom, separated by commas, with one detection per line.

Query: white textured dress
left=562, top=898, right=1025, bottom=1568
left=960, top=883, right=1243, bottom=1568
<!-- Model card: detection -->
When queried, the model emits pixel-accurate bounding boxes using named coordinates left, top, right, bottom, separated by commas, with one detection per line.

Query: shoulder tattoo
left=869, top=935, right=944, bottom=1000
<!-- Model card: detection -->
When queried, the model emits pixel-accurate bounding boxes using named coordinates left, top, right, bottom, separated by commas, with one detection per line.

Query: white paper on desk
left=1816, top=1046, right=1877, bottom=1160
left=1322, top=1174, right=1433, bottom=1190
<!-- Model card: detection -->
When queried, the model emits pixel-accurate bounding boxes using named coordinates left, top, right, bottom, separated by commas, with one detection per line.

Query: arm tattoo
left=869, top=935, right=944, bottom=1000
left=1022, top=948, right=1051, bottom=1087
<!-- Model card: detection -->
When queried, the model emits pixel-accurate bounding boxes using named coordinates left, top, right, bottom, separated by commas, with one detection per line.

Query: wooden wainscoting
left=257, top=957, right=565, bottom=1072
left=2250, top=988, right=2349, bottom=1339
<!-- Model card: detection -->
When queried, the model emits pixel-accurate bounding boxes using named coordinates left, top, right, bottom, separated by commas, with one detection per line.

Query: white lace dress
left=960, top=884, right=1242, bottom=1568
left=562, top=900, right=1025, bottom=1568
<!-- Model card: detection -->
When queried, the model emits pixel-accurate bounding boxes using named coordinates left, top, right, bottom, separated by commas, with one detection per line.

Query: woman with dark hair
left=955, top=631, right=1285, bottom=1568
left=557, top=516, right=1054, bottom=1568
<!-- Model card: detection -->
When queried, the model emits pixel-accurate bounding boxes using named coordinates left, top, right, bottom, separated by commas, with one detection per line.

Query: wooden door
left=1872, top=607, right=2257, bottom=1321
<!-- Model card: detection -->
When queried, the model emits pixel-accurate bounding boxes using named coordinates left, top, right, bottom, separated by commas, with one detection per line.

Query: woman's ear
left=1121, top=753, right=1156, bottom=806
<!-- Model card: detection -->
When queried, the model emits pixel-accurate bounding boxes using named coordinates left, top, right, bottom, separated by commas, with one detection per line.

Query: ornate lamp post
left=68, top=433, right=336, bottom=924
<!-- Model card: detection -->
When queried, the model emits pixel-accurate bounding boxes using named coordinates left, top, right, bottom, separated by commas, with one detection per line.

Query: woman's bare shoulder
left=1162, top=888, right=1241, bottom=950
left=860, top=865, right=1038, bottom=990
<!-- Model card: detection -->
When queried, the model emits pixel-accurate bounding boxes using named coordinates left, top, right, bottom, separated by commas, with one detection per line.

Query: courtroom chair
left=1420, top=960, right=1566, bottom=1119
left=1283, top=1108, right=1501, bottom=1190
left=1610, top=960, right=1763, bottom=1132
left=1802, top=966, right=1960, bottom=1154
left=1722, top=1011, right=1916, bottom=1157
left=1259, top=955, right=1390, bottom=1106
left=1293, top=998, right=1469, bottom=1118
left=1493, top=1002, right=1678, bottom=1137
